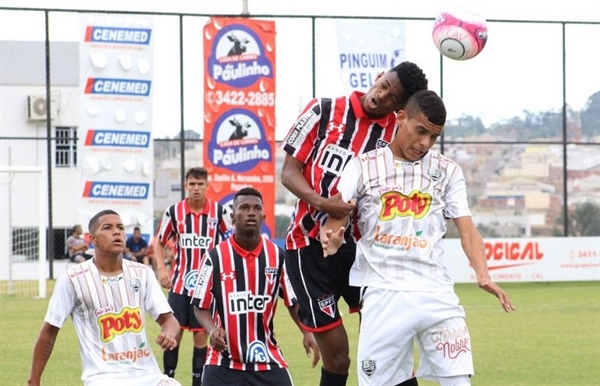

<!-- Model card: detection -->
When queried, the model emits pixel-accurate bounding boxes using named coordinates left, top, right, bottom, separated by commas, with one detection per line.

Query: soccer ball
left=432, top=9, right=488, bottom=60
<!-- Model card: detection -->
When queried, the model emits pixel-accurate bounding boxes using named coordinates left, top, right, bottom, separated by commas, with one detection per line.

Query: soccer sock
left=163, top=345, right=179, bottom=378
left=192, top=346, right=207, bottom=386
left=396, top=377, right=419, bottom=386
left=319, top=367, right=348, bottom=386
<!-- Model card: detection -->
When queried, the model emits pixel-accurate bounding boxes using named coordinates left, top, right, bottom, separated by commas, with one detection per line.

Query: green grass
left=1, top=282, right=599, bottom=385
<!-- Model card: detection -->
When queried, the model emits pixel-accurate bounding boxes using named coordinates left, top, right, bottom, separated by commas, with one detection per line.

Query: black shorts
left=168, top=291, right=205, bottom=332
left=202, top=365, right=292, bottom=386
left=285, top=238, right=360, bottom=332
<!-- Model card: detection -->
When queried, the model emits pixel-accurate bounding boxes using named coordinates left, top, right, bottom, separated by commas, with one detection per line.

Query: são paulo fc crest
left=318, top=295, right=336, bottom=318
left=361, top=358, right=377, bottom=376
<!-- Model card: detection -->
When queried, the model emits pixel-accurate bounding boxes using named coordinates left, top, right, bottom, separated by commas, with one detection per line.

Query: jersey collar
left=183, top=197, right=210, bottom=216
left=230, top=235, right=263, bottom=259
left=350, top=91, right=394, bottom=127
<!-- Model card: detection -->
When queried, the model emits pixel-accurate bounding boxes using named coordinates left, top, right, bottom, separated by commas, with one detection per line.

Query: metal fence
left=1, top=7, right=599, bottom=277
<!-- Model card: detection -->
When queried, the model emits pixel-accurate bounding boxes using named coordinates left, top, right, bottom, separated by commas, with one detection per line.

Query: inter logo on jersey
left=207, top=24, right=273, bottom=88
left=207, top=109, right=272, bottom=173
left=318, top=144, right=353, bottom=176
left=228, top=291, right=271, bottom=314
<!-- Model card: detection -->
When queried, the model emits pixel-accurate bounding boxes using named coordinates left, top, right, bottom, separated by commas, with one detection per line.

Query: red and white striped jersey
left=157, top=197, right=233, bottom=296
left=337, top=147, right=472, bottom=291
left=191, top=236, right=296, bottom=371
left=281, top=91, right=398, bottom=250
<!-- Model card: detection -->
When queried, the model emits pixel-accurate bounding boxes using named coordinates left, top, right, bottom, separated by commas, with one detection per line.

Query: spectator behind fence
left=125, top=226, right=149, bottom=265
left=66, top=225, right=92, bottom=263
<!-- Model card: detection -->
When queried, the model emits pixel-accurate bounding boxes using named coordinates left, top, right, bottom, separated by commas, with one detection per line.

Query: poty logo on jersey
left=484, top=241, right=544, bottom=270
left=85, top=26, right=152, bottom=44
left=208, top=109, right=272, bottom=172
left=83, top=181, right=149, bottom=199
left=208, top=24, right=273, bottom=88
left=98, top=306, right=143, bottom=342
left=85, top=78, right=151, bottom=96
left=228, top=291, right=271, bottom=314
left=318, top=144, right=353, bottom=176
left=374, top=226, right=431, bottom=255
left=179, top=234, right=213, bottom=249
left=379, top=190, right=432, bottom=220
left=246, top=341, right=269, bottom=363
left=85, top=130, right=150, bottom=148
left=101, top=343, right=151, bottom=365
left=184, top=270, right=199, bottom=291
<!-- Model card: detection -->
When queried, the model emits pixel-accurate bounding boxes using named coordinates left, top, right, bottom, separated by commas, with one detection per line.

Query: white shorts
left=357, top=287, right=474, bottom=386
left=85, top=371, right=181, bottom=386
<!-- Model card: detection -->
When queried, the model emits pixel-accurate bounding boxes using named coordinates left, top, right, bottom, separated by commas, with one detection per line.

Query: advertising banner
left=203, top=18, right=276, bottom=237
left=335, top=19, right=406, bottom=93
left=445, top=237, right=600, bottom=283
left=79, top=14, right=154, bottom=240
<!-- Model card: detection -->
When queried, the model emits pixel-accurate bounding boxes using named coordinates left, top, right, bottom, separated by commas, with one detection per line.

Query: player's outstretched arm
left=155, top=312, right=180, bottom=351
left=454, top=216, right=516, bottom=312
left=287, top=304, right=321, bottom=368
left=28, top=322, right=60, bottom=386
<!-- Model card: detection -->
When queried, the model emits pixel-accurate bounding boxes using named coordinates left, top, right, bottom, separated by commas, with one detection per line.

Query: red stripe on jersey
left=199, top=237, right=289, bottom=371
left=281, top=91, right=397, bottom=250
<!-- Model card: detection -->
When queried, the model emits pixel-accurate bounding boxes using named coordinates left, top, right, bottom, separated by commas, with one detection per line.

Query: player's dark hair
left=88, top=209, right=120, bottom=234
left=233, top=187, right=263, bottom=206
left=71, top=224, right=81, bottom=234
left=390, top=61, right=429, bottom=106
left=133, top=226, right=141, bottom=232
left=185, top=167, right=208, bottom=181
left=405, top=90, right=447, bottom=126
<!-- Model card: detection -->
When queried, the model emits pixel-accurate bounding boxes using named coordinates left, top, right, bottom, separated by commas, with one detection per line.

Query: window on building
left=55, top=127, right=77, bottom=167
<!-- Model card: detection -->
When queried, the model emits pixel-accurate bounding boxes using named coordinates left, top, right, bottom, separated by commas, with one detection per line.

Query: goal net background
left=0, top=166, right=47, bottom=298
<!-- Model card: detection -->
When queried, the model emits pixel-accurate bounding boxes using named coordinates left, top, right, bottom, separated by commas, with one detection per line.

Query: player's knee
left=326, top=351, right=351, bottom=373
left=438, top=375, right=471, bottom=386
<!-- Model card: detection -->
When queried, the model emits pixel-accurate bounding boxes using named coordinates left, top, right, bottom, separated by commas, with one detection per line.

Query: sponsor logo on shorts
left=361, top=358, right=377, bottom=376
left=431, top=325, right=471, bottom=359
left=318, top=295, right=336, bottom=318
left=246, top=340, right=269, bottom=363
left=98, top=307, right=143, bottom=342
left=379, top=189, right=432, bottom=220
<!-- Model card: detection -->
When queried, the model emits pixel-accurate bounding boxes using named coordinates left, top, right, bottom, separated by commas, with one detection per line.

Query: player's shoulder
left=65, top=260, right=93, bottom=280
left=428, top=150, right=460, bottom=169
left=357, top=146, right=388, bottom=163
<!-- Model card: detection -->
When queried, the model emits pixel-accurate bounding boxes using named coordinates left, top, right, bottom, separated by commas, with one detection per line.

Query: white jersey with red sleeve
left=336, top=147, right=472, bottom=291
left=44, top=259, right=173, bottom=384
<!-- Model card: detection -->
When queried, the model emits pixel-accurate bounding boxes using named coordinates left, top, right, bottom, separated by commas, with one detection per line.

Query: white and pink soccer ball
left=432, top=8, right=488, bottom=60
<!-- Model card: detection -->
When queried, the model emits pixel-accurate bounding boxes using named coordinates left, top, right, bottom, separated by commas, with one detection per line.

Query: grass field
left=1, top=281, right=599, bottom=385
